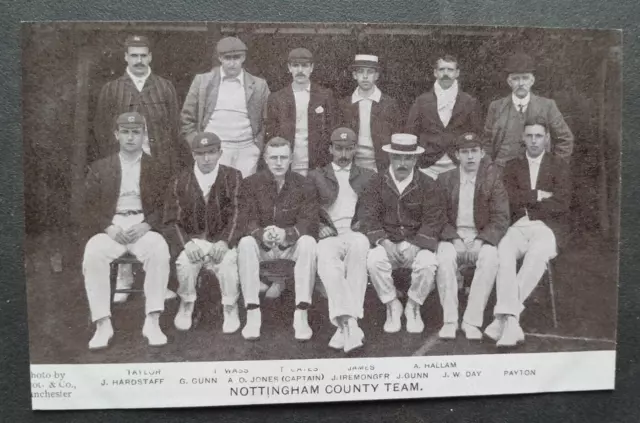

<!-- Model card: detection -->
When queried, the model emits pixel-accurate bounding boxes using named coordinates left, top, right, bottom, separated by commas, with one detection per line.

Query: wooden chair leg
left=547, top=263, right=559, bottom=329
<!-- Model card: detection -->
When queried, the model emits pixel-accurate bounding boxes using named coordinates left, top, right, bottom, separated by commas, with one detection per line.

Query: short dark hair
left=523, top=116, right=549, bottom=133
left=264, top=137, right=292, bottom=154
left=433, top=54, right=459, bottom=70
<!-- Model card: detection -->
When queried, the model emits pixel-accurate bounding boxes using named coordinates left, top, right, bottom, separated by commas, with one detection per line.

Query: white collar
left=351, top=86, right=382, bottom=103
left=292, top=82, right=311, bottom=92
left=119, top=151, right=143, bottom=164
left=126, top=67, right=151, bottom=83
left=460, top=168, right=478, bottom=185
left=512, top=92, right=531, bottom=107
left=526, top=150, right=545, bottom=165
left=433, top=79, right=459, bottom=96
left=332, top=162, right=352, bottom=173
left=220, top=67, right=245, bottom=87
left=389, top=166, right=414, bottom=188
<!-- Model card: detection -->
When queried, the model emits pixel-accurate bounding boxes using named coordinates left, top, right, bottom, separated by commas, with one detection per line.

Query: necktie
left=518, top=104, right=525, bottom=116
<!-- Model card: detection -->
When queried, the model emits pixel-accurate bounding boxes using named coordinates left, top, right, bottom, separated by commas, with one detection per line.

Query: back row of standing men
left=83, top=34, right=573, bottom=354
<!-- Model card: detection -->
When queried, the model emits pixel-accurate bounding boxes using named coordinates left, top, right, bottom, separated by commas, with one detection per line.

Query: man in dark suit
left=265, top=48, right=338, bottom=176
left=338, top=54, right=402, bottom=172
left=163, top=132, right=243, bottom=334
left=82, top=112, right=171, bottom=350
left=237, top=137, right=319, bottom=341
left=484, top=53, right=574, bottom=167
left=488, top=117, right=571, bottom=347
left=435, top=133, right=510, bottom=340
left=405, top=54, right=482, bottom=179
left=180, top=36, right=270, bottom=177
left=307, top=127, right=375, bottom=353
left=94, top=35, right=182, bottom=174
left=362, top=134, right=447, bottom=334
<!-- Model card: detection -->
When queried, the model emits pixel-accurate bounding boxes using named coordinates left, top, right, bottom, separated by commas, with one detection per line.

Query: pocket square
left=315, top=106, right=324, bottom=114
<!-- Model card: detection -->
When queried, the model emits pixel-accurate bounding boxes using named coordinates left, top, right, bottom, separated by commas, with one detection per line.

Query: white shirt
left=434, top=79, right=459, bottom=127
left=206, top=68, right=252, bottom=142
left=352, top=86, right=381, bottom=147
left=512, top=92, right=531, bottom=114
left=292, top=83, right=311, bottom=175
left=126, top=67, right=151, bottom=92
left=193, top=162, right=220, bottom=203
left=115, top=152, right=143, bottom=213
left=325, top=163, right=358, bottom=235
left=389, top=166, right=414, bottom=194
left=456, top=169, right=477, bottom=233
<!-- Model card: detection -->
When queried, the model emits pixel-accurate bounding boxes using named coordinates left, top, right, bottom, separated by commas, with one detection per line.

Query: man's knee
left=478, top=244, right=499, bottom=267
left=296, top=235, right=317, bottom=253
left=367, top=246, right=389, bottom=271
left=238, top=236, right=259, bottom=254
left=83, top=233, right=112, bottom=262
left=413, top=249, right=438, bottom=272
left=146, top=232, right=170, bottom=260
left=436, top=242, right=457, bottom=266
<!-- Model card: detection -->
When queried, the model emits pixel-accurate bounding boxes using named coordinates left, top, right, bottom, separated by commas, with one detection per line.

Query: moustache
left=397, top=166, right=408, bottom=171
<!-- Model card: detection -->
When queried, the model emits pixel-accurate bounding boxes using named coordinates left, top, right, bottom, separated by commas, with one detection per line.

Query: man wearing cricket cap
left=266, top=47, right=338, bottom=176
left=338, top=54, right=402, bottom=172
left=82, top=112, right=171, bottom=350
left=237, top=136, right=319, bottom=341
left=361, top=133, right=447, bottom=334
left=435, top=132, right=509, bottom=340
left=163, top=132, right=243, bottom=334
left=181, top=36, right=270, bottom=177
left=307, top=127, right=376, bottom=353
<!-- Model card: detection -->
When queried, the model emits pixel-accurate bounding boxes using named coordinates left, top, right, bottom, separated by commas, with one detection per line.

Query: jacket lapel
left=424, top=91, right=444, bottom=129
left=308, top=83, right=321, bottom=118
left=450, top=91, right=465, bottom=123
left=244, top=72, right=255, bottom=106
left=383, top=171, right=400, bottom=196
left=450, top=169, right=461, bottom=219
left=537, top=153, right=552, bottom=189
left=108, top=154, right=121, bottom=211
left=202, top=68, right=221, bottom=127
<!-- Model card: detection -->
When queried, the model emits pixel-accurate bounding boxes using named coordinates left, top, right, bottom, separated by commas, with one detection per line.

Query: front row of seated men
left=82, top=111, right=570, bottom=353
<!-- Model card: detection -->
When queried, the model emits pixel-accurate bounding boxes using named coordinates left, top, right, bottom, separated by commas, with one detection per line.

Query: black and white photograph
left=23, top=21, right=620, bottom=409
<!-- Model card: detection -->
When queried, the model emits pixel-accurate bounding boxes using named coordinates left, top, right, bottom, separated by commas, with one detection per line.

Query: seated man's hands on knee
left=184, top=240, right=204, bottom=263
left=124, top=222, right=151, bottom=244
left=208, top=240, right=229, bottom=264
left=105, top=225, right=128, bottom=245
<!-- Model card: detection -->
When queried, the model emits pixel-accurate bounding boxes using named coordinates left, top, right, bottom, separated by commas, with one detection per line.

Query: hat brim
left=381, top=145, right=425, bottom=155
left=350, top=62, right=380, bottom=70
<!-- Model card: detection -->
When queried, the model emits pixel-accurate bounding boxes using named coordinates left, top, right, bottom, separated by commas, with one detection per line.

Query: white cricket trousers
left=436, top=241, right=499, bottom=327
left=237, top=235, right=317, bottom=306
left=494, top=222, right=557, bottom=319
left=219, top=140, right=260, bottom=178
left=367, top=241, right=438, bottom=305
left=82, top=231, right=170, bottom=322
left=317, top=232, right=370, bottom=325
left=175, top=239, right=240, bottom=306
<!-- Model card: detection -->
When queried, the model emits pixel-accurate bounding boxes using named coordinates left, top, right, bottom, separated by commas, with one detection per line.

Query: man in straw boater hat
left=163, top=132, right=243, bottom=334
left=181, top=36, right=270, bottom=177
left=266, top=47, right=338, bottom=176
left=338, top=54, right=402, bottom=172
left=405, top=53, right=482, bottom=180
left=362, top=133, right=447, bottom=334
left=484, top=52, right=574, bottom=167
left=82, top=112, right=171, bottom=350
left=435, top=132, right=509, bottom=340
left=237, top=136, right=319, bottom=341
left=307, top=127, right=376, bottom=353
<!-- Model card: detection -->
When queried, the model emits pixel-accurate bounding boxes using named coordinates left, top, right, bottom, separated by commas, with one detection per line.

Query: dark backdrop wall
left=22, top=23, right=621, bottom=242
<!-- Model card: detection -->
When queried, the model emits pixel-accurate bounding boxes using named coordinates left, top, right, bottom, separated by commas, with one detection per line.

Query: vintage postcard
left=23, top=21, right=620, bottom=410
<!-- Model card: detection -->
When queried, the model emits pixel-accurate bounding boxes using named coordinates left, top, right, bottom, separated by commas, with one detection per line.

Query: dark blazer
left=437, top=159, right=510, bottom=246
left=307, top=163, right=376, bottom=234
left=82, top=153, right=167, bottom=241
left=93, top=73, right=182, bottom=172
left=502, top=153, right=572, bottom=248
left=405, top=90, right=482, bottom=169
left=162, top=164, right=243, bottom=258
left=360, top=169, right=447, bottom=251
left=240, top=169, right=319, bottom=249
left=484, top=93, right=574, bottom=165
left=338, top=92, right=402, bottom=171
left=180, top=67, right=270, bottom=147
left=265, top=83, right=338, bottom=170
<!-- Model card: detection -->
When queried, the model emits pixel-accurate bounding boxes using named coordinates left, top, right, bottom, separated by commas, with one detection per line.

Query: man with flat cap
left=338, top=54, right=402, bottom=172
left=266, top=47, right=338, bottom=176
left=93, top=34, right=181, bottom=303
left=181, top=36, right=270, bottom=177
left=362, top=134, right=447, bottom=334
left=435, top=132, right=509, bottom=340
left=484, top=52, right=574, bottom=167
left=406, top=54, right=482, bottom=180
left=163, top=132, right=243, bottom=334
left=307, top=127, right=375, bottom=353
left=237, top=136, right=319, bottom=341
left=82, top=112, right=170, bottom=350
